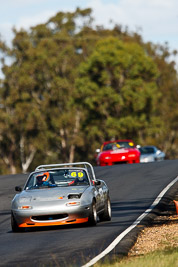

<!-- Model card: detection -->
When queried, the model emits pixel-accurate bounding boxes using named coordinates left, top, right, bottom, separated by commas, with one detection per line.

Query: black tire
left=99, top=197, right=111, bottom=221
left=11, top=212, right=21, bottom=232
left=88, top=200, right=97, bottom=226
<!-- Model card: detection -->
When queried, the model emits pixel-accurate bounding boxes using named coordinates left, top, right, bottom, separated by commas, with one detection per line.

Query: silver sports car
left=11, top=162, right=111, bottom=232
left=139, top=146, right=165, bottom=163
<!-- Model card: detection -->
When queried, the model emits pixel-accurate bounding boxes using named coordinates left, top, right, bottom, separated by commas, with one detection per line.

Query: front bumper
left=18, top=218, right=88, bottom=227
left=99, top=156, right=140, bottom=166
left=12, top=204, right=90, bottom=228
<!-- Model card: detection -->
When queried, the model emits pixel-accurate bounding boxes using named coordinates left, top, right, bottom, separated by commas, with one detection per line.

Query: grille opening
left=113, top=161, right=128, bottom=164
left=32, top=214, right=68, bottom=221
left=68, top=193, right=82, bottom=199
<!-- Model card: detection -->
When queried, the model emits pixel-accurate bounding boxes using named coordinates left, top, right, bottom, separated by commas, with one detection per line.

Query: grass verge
left=94, top=247, right=178, bottom=267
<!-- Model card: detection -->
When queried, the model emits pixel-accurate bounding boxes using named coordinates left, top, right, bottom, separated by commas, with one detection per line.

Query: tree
left=75, top=37, right=160, bottom=159
left=0, top=8, right=178, bottom=173
left=143, top=42, right=178, bottom=158
left=0, top=30, right=49, bottom=173
left=0, top=8, right=95, bottom=173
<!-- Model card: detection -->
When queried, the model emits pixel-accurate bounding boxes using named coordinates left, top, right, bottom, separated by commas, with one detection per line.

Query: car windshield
left=25, top=169, right=90, bottom=190
left=139, top=147, right=155, bottom=154
left=103, top=141, right=135, bottom=151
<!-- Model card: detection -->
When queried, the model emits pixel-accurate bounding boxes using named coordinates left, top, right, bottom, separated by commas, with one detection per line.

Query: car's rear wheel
left=88, top=200, right=97, bottom=226
left=99, top=197, right=111, bottom=221
left=11, top=212, right=21, bottom=232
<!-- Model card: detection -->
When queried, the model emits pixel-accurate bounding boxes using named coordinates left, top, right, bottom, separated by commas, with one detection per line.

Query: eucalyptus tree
left=0, top=30, right=49, bottom=173
left=0, top=8, right=95, bottom=173
left=143, top=42, right=178, bottom=158
left=75, top=37, right=160, bottom=159
left=0, top=8, right=177, bottom=174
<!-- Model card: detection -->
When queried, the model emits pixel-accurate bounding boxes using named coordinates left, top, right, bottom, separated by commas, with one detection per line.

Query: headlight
left=104, top=156, right=111, bottom=159
left=128, top=154, right=136, bottom=157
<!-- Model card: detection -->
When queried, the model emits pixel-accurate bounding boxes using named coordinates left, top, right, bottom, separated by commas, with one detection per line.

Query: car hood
left=15, top=186, right=88, bottom=202
left=140, top=153, right=155, bottom=158
left=140, top=154, right=155, bottom=162
left=100, top=148, right=138, bottom=155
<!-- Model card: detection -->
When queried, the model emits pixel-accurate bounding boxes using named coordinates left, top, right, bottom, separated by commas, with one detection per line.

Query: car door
left=94, top=181, right=105, bottom=211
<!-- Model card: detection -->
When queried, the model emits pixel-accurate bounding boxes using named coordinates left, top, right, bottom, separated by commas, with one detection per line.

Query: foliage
left=75, top=37, right=160, bottom=159
left=142, top=42, right=178, bottom=158
left=0, top=8, right=177, bottom=173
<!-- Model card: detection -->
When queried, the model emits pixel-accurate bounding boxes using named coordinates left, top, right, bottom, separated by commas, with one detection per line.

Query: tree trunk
left=69, top=110, right=80, bottom=163
left=59, top=128, right=68, bottom=162
left=21, top=148, right=36, bottom=173
left=20, top=135, right=37, bottom=173
left=69, top=144, right=75, bottom=163
left=3, top=155, right=17, bottom=174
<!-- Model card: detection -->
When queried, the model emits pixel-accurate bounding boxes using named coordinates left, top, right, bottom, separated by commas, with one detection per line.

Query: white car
left=139, top=146, right=165, bottom=163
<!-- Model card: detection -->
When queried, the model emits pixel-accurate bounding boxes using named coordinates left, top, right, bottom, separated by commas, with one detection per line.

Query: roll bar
left=35, top=162, right=96, bottom=181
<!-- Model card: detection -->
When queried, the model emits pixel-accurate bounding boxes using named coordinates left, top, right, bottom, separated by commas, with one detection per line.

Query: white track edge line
left=82, top=176, right=178, bottom=267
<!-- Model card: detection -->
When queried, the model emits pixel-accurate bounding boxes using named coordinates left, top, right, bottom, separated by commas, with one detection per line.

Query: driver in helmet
left=36, top=172, right=52, bottom=187
left=42, top=172, right=50, bottom=184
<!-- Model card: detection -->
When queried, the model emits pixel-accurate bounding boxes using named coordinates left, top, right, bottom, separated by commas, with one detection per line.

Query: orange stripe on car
left=18, top=218, right=88, bottom=227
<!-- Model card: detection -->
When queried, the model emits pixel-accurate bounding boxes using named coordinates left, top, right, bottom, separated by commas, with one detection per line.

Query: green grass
left=94, top=247, right=178, bottom=267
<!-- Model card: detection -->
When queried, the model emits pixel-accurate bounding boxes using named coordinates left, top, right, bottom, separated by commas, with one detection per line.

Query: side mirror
left=95, top=180, right=101, bottom=186
left=15, top=186, right=22, bottom=192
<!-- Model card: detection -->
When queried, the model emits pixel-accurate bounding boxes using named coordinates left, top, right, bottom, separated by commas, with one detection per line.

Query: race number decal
left=78, top=172, right=84, bottom=178
left=129, top=142, right=134, bottom=147
left=71, top=172, right=77, bottom=177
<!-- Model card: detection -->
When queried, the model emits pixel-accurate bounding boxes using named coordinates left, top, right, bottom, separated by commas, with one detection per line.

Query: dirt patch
left=128, top=200, right=178, bottom=256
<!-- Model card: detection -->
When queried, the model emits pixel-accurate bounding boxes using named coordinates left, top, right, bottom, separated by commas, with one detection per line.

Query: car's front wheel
left=88, top=200, right=97, bottom=226
left=11, top=212, right=21, bottom=232
left=99, top=197, right=111, bottom=221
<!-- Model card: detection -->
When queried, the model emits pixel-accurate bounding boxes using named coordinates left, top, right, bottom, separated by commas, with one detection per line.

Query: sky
left=0, top=0, right=178, bottom=65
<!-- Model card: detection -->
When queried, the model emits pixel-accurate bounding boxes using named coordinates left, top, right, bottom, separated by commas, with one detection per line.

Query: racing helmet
left=42, top=172, right=50, bottom=182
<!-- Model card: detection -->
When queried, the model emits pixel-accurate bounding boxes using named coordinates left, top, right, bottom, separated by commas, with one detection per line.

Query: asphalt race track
left=0, top=160, right=178, bottom=267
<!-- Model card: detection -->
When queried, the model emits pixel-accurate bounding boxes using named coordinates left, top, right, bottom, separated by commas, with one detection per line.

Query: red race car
left=96, top=140, right=140, bottom=166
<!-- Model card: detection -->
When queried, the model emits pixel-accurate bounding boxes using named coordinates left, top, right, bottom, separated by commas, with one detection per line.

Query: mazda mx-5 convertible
left=11, top=162, right=111, bottom=232
left=96, top=140, right=140, bottom=166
